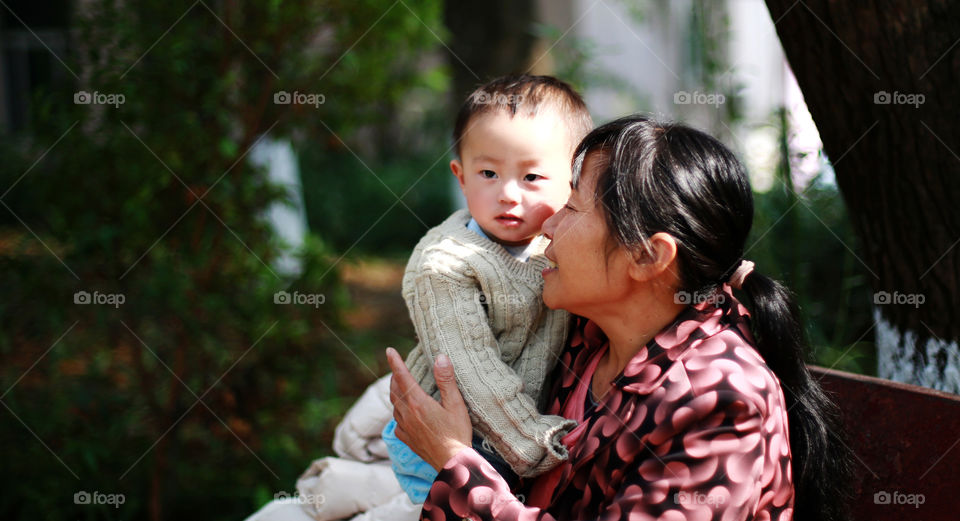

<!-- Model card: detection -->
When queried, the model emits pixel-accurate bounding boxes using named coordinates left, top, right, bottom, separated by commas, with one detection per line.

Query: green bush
left=746, top=112, right=875, bottom=374
left=0, top=1, right=447, bottom=519
left=299, top=148, right=453, bottom=256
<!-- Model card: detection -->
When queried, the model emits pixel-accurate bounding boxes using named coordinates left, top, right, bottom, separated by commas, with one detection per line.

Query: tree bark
left=443, top=1, right=537, bottom=103
left=764, top=0, right=960, bottom=391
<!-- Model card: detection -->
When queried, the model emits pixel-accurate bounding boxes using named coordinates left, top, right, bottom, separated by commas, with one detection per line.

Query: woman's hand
left=386, top=347, right=473, bottom=471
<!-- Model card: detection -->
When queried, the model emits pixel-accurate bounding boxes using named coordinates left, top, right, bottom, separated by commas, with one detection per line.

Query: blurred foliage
left=0, top=1, right=880, bottom=520
left=530, top=22, right=640, bottom=107
left=684, top=0, right=743, bottom=127
left=746, top=110, right=876, bottom=374
left=0, top=0, right=447, bottom=520
left=300, top=148, right=452, bottom=256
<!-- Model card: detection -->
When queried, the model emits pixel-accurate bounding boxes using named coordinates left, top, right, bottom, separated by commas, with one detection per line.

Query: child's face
left=451, top=109, right=575, bottom=247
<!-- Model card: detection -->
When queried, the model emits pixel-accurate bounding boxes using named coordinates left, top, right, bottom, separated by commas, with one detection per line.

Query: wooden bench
left=809, top=366, right=960, bottom=519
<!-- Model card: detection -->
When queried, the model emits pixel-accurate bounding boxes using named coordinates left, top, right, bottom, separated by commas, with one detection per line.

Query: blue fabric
left=383, top=418, right=437, bottom=503
left=466, top=217, right=490, bottom=240
left=466, top=217, right=540, bottom=262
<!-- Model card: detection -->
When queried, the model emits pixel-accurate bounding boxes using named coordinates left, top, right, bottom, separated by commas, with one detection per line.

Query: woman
left=386, top=115, right=851, bottom=521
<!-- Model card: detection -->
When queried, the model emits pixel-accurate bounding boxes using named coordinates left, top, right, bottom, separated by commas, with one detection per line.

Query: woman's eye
left=481, top=170, right=497, bottom=179
left=524, top=173, right=542, bottom=182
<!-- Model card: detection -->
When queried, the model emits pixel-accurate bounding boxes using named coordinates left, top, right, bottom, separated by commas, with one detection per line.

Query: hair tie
left=728, top=260, right=755, bottom=289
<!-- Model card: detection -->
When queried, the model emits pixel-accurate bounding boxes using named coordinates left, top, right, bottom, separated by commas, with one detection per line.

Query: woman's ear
left=627, top=232, right=678, bottom=282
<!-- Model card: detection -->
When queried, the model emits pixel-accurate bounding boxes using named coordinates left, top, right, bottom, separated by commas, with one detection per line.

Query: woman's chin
left=543, top=296, right=557, bottom=310
left=542, top=284, right=562, bottom=310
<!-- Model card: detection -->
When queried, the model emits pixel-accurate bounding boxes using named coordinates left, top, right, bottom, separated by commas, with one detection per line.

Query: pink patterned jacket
left=421, top=288, right=795, bottom=521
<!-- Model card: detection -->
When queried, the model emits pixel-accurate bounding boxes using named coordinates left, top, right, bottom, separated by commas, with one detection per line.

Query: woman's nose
left=542, top=211, right=558, bottom=240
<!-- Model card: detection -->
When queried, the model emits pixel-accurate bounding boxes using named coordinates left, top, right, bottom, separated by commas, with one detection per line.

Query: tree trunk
left=764, top=1, right=960, bottom=391
left=443, top=1, right=537, bottom=103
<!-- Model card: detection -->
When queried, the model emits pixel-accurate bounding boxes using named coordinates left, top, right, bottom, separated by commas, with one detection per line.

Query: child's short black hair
left=453, top=75, right=593, bottom=157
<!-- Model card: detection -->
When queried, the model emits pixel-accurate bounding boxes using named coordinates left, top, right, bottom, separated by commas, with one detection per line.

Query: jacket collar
left=613, top=285, right=752, bottom=395
left=554, top=287, right=753, bottom=498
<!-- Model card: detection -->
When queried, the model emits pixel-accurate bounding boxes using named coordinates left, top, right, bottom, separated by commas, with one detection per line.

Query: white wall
left=549, top=0, right=825, bottom=191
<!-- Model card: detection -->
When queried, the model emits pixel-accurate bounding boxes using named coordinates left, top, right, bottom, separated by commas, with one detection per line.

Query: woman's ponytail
left=575, top=115, right=854, bottom=521
left=739, top=271, right=853, bottom=521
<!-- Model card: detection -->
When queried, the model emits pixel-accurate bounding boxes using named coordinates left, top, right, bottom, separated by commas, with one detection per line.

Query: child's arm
left=405, top=266, right=576, bottom=478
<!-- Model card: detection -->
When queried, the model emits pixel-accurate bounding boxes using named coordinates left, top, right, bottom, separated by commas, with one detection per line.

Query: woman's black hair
left=573, top=115, right=853, bottom=521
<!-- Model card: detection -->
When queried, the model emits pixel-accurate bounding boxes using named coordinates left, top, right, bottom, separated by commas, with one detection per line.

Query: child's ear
left=450, top=159, right=466, bottom=190
left=626, top=232, right=678, bottom=282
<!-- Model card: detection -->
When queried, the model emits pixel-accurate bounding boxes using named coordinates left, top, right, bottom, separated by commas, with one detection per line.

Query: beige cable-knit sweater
left=402, top=209, right=575, bottom=478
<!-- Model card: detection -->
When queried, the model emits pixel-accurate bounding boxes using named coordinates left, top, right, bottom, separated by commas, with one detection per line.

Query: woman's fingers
left=385, top=347, right=408, bottom=391
left=386, top=347, right=418, bottom=406
left=433, top=354, right=466, bottom=415
left=394, top=423, right=408, bottom=445
left=384, top=347, right=474, bottom=470
left=387, top=347, right=435, bottom=421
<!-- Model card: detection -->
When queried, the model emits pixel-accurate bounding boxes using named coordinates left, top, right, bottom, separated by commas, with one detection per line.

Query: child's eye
left=524, top=173, right=543, bottom=182
left=480, top=170, right=497, bottom=179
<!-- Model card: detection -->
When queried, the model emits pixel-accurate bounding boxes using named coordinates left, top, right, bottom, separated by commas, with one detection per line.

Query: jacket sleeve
left=332, top=374, right=394, bottom=462
left=405, top=265, right=576, bottom=478
left=421, top=388, right=786, bottom=521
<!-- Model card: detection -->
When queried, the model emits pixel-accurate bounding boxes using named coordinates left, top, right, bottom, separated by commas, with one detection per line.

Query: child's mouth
left=495, top=215, right=523, bottom=226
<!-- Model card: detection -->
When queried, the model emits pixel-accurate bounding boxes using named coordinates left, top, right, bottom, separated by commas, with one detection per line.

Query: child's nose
left=499, top=181, right=521, bottom=204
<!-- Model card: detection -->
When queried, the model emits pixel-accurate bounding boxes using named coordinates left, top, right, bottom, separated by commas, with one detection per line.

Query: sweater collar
left=465, top=216, right=544, bottom=262
left=439, top=209, right=550, bottom=280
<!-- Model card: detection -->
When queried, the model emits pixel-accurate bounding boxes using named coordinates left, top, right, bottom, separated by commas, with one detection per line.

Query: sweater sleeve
left=405, top=265, right=576, bottom=478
